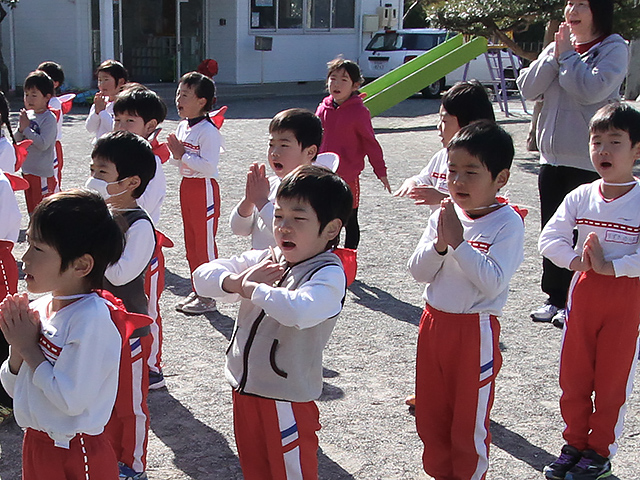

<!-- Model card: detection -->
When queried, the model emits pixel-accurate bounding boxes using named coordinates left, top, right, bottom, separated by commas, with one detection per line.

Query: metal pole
left=8, top=6, right=16, bottom=90
left=99, top=0, right=115, bottom=60
left=176, top=0, right=181, bottom=81
left=118, top=0, right=124, bottom=62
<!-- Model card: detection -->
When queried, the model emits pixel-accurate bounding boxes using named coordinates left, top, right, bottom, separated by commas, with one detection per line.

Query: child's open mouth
left=281, top=240, right=296, bottom=249
left=600, top=161, right=612, bottom=168
left=273, top=162, right=283, bottom=170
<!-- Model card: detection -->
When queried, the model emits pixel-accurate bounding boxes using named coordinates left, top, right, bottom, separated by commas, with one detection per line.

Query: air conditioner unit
left=376, top=6, right=398, bottom=29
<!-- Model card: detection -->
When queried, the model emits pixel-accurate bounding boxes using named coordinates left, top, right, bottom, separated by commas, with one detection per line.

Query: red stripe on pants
left=22, top=428, right=118, bottom=480
left=232, top=391, right=321, bottom=480
left=54, top=140, right=64, bottom=191
left=179, top=177, right=220, bottom=273
left=415, top=304, right=501, bottom=480
left=0, top=240, right=18, bottom=300
left=560, top=270, right=640, bottom=458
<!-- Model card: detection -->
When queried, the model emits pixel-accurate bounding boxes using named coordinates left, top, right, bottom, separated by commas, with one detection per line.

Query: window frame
left=249, top=0, right=356, bottom=34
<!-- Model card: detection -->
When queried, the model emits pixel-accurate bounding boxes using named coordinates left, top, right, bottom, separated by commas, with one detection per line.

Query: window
left=251, top=0, right=354, bottom=31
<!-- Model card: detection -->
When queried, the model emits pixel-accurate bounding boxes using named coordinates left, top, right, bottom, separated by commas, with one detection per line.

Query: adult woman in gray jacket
left=517, top=0, right=628, bottom=326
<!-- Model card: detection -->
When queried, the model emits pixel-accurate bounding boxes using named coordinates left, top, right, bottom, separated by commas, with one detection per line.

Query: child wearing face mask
left=85, top=130, right=157, bottom=480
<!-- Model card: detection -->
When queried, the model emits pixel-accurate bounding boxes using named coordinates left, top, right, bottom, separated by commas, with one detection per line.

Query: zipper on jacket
left=236, top=264, right=291, bottom=393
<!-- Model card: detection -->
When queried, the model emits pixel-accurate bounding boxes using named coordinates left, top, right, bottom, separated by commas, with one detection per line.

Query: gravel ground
left=0, top=92, right=638, bottom=480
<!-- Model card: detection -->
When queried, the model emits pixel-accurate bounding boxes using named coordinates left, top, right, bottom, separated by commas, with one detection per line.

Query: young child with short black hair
left=193, top=164, right=352, bottom=480
left=408, top=120, right=524, bottom=480
left=85, top=130, right=156, bottom=480
left=230, top=108, right=324, bottom=249
left=394, top=80, right=495, bottom=207
left=168, top=71, right=223, bottom=315
left=0, top=189, right=124, bottom=479
left=85, top=60, right=128, bottom=143
left=113, top=84, right=171, bottom=389
left=539, top=103, right=640, bottom=480
left=37, top=61, right=72, bottom=190
left=16, top=70, right=58, bottom=213
left=316, top=57, right=390, bottom=252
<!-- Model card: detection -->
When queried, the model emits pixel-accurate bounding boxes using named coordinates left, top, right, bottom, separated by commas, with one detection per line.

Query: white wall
left=2, top=0, right=93, bottom=89
left=233, top=0, right=402, bottom=84
left=206, top=1, right=239, bottom=84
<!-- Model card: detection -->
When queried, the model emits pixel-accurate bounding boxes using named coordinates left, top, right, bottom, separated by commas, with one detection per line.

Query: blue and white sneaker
left=119, top=463, right=148, bottom=480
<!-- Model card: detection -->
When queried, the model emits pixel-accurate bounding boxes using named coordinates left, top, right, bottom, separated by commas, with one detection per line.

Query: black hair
left=589, top=102, right=640, bottom=145
left=269, top=108, right=322, bottom=157
left=91, top=130, right=156, bottom=198
left=0, top=91, right=16, bottom=145
left=37, top=61, right=65, bottom=87
left=23, top=70, right=54, bottom=97
left=113, top=86, right=167, bottom=125
left=277, top=165, right=353, bottom=250
left=585, top=0, right=614, bottom=37
left=179, top=71, right=216, bottom=111
left=96, top=60, right=129, bottom=84
left=30, top=189, right=124, bottom=289
left=442, top=80, right=495, bottom=127
left=326, top=57, right=364, bottom=86
left=447, top=120, right=514, bottom=179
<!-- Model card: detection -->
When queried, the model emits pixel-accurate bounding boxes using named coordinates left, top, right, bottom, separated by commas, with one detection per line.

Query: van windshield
left=366, top=32, right=443, bottom=52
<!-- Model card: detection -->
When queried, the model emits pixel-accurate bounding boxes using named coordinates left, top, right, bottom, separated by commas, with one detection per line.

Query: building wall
left=206, top=1, right=239, bottom=84
left=233, top=0, right=402, bottom=84
left=2, top=0, right=93, bottom=89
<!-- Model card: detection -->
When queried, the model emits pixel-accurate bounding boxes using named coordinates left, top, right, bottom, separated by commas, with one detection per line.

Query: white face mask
left=84, top=176, right=127, bottom=200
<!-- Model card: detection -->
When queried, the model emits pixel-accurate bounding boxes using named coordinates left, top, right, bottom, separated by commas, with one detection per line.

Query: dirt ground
left=0, top=92, right=639, bottom=480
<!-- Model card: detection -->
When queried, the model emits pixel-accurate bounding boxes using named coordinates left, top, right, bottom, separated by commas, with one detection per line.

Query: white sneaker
left=181, top=296, right=217, bottom=315
left=552, top=308, right=566, bottom=329
left=530, top=303, right=558, bottom=322
left=175, top=292, right=197, bottom=312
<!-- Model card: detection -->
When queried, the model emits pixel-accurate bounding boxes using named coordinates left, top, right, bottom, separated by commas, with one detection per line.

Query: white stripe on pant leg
left=610, top=325, right=640, bottom=458
left=471, top=314, right=493, bottom=480
left=205, top=180, right=216, bottom=262
left=147, top=267, right=160, bottom=372
left=131, top=345, right=147, bottom=473
left=276, top=401, right=303, bottom=480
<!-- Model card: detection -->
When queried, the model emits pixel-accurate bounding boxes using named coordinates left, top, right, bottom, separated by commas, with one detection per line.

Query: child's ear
left=197, top=96, right=208, bottom=111
left=116, top=78, right=126, bottom=89
left=124, top=175, right=141, bottom=192
left=71, top=254, right=94, bottom=279
left=304, top=145, right=318, bottom=162
left=495, top=169, right=510, bottom=189
left=144, top=119, right=158, bottom=136
left=322, top=218, right=343, bottom=243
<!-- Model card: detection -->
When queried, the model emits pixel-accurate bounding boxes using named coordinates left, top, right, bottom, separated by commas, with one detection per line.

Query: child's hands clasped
left=583, top=232, right=615, bottom=275
left=167, top=133, right=186, bottom=160
left=18, top=109, right=30, bottom=133
left=0, top=294, right=43, bottom=373
left=245, top=163, right=270, bottom=211
left=435, top=199, right=463, bottom=253
left=222, top=249, right=285, bottom=299
left=93, top=92, right=107, bottom=113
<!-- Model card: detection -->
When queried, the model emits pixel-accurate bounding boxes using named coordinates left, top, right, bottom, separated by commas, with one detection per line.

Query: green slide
left=361, top=35, right=488, bottom=117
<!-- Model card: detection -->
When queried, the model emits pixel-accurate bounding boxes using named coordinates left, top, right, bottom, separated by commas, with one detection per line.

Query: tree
left=419, top=0, right=640, bottom=61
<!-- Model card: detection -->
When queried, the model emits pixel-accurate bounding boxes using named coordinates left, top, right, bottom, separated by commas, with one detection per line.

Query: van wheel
left=421, top=78, right=445, bottom=98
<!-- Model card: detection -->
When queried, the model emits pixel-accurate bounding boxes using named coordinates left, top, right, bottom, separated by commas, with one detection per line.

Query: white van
left=359, top=29, right=521, bottom=98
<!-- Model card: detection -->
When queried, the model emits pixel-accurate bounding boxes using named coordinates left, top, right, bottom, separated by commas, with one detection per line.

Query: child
left=113, top=84, right=170, bottom=388
left=316, top=57, right=390, bottom=251
left=539, top=103, right=640, bottom=480
left=16, top=70, right=58, bottom=214
left=168, top=71, right=223, bottom=315
left=0, top=167, right=21, bottom=425
left=113, top=84, right=168, bottom=225
left=37, top=61, right=71, bottom=190
left=85, top=130, right=156, bottom=480
left=0, top=189, right=124, bottom=479
left=230, top=108, right=323, bottom=250
left=85, top=60, right=128, bottom=144
left=192, top=164, right=352, bottom=480
left=408, top=120, right=524, bottom=480
left=394, top=80, right=496, bottom=207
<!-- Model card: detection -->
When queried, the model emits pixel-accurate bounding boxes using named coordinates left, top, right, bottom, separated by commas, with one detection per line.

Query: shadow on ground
left=348, top=280, right=423, bottom=326
left=148, top=389, right=242, bottom=479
